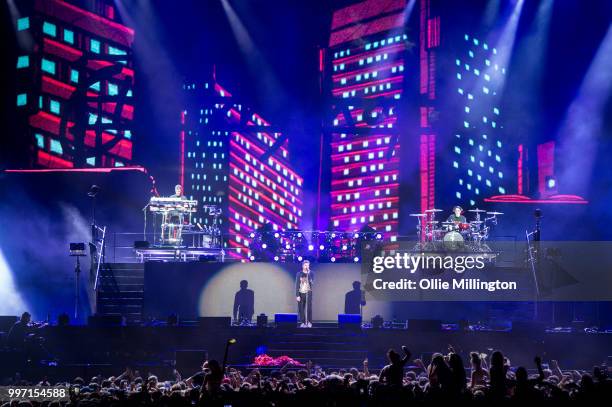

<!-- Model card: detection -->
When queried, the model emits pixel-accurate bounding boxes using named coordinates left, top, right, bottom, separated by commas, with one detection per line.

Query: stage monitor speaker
left=275, top=313, right=298, bottom=328
left=408, top=319, right=441, bottom=332
left=0, top=316, right=18, bottom=333
left=512, top=321, right=546, bottom=334
left=133, top=240, right=150, bottom=249
left=198, top=317, right=231, bottom=330
left=175, top=349, right=208, bottom=374
left=88, top=315, right=124, bottom=327
left=338, top=314, right=362, bottom=329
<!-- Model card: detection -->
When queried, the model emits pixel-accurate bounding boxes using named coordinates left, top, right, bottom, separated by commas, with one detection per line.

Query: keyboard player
left=171, top=184, right=186, bottom=199
left=168, top=184, right=187, bottom=243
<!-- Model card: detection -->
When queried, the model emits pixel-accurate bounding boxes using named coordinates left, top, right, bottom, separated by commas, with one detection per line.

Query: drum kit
left=410, top=208, right=503, bottom=252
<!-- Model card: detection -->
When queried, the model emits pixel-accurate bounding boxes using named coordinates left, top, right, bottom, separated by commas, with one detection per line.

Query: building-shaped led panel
left=182, top=80, right=303, bottom=259
left=327, top=0, right=410, bottom=241
left=14, top=0, right=135, bottom=168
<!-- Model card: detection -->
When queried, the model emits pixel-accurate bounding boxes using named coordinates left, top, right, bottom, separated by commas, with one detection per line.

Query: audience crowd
left=2, top=345, right=610, bottom=405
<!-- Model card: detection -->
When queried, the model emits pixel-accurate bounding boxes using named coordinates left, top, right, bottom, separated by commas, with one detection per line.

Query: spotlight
left=308, top=244, right=314, bottom=251
left=262, top=243, right=268, bottom=249
left=249, top=255, right=255, bottom=261
left=228, top=338, right=237, bottom=345
left=331, top=256, right=336, bottom=263
left=285, top=244, right=291, bottom=250
left=375, top=233, right=383, bottom=240
left=353, top=232, right=360, bottom=239
left=342, top=245, right=348, bottom=251
left=319, top=244, right=325, bottom=250
left=297, top=256, right=303, bottom=262
left=274, top=232, right=280, bottom=239
left=297, top=232, right=303, bottom=238
left=249, top=232, right=256, bottom=238
left=353, top=256, right=360, bottom=262
left=273, top=256, right=279, bottom=262
left=331, top=233, right=336, bottom=238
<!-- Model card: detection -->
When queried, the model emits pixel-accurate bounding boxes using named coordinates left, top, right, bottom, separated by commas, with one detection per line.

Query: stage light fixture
left=274, top=232, right=280, bottom=239
left=167, top=314, right=178, bottom=326
left=256, top=314, right=268, bottom=328
left=262, top=243, right=267, bottom=249
left=273, top=256, right=279, bottom=262
left=353, top=257, right=360, bottom=262
left=69, top=243, right=86, bottom=256
left=87, top=184, right=101, bottom=198
left=297, top=256, right=303, bottom=262
left=319, top=244, right=325, bottom=250
left=308, top=244, right=314, bottom=251
left=331, top=256, right=336, bottom=263
left=249, top=255, right=255, bottom=261
left=353, top=233, right=360, bottom=239
left=375, top=233, right=383, bottom=240
left=371, top=315, right=384, bottom=329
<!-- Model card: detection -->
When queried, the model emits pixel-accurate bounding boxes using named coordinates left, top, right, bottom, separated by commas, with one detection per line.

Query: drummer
left=447, top=205, right=467, bottom=224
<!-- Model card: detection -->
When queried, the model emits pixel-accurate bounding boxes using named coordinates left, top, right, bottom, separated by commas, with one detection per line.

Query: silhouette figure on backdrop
left=233, top=280, right=254, bottom=323
left=344, top=281, right=366, bottom=315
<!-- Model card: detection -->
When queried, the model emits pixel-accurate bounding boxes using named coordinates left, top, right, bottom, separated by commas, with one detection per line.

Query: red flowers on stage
left=252, top=354, right=304, bottom=367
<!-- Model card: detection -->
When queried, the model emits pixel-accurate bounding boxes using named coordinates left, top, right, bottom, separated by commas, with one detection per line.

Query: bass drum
left=443, top=230, right=464, bottom=250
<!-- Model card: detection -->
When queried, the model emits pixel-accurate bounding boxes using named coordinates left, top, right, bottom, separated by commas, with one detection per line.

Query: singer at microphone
left=295, top=260, right=314, bottom=328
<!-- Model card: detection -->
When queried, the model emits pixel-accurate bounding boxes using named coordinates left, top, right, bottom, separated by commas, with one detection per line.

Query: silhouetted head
left=431, top=353, right=446, bottom=369
left=516, top=366, right=528, bottom=383
left=387, top=349, right=401, bottom=364
left=491, top=351, right=504, bottom=368
left=470, top=352, right=481, bottom=368
left=449, top=353, right=464, bottom=371
left=207, top=360, right=222, bottom=374
left=352, top=281, right=361, bottom=290
left=20, top=312, right=31, bottom=323
left=240, top=280, right=248, bottom=289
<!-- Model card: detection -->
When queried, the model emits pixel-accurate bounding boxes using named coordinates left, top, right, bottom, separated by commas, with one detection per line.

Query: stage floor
left=3, top=324, right=610, bottom=383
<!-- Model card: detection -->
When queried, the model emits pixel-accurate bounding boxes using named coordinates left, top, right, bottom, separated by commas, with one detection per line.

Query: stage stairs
left=95, top=263, right=144, bottom=324
left=256, top=329, right=381, bottom=369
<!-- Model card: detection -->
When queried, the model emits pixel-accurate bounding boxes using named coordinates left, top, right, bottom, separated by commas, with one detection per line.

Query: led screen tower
left=13, top=0, right=135, bottom=168
left=182, top=80, right=303, bottom=260
left=448, top=33, right=512, bottom=207
left=326, top=0, right=411, bottom=242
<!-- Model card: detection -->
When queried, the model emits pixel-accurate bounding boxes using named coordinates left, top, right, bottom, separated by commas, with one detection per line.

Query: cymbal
left=469, top=221, right=483, bottom=224
left=427, top=220, right=439, bottom=224
left=409, top=213, right=426, bottom=217
left=425, top=208, right=443, bottom=213
left=468, top=208, right=486, bottom=213
left=487, top=211, right=504, bottom=215
left=441, top=221, right=455, bottom=226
